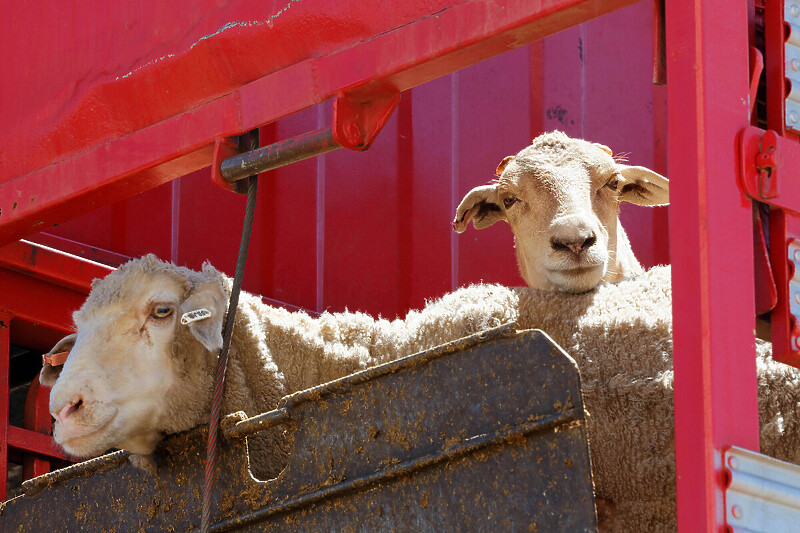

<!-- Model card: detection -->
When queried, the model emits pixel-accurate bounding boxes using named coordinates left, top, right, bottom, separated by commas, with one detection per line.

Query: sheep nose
left=551, top=234, right=597, bottom=255
left=52, top=397, right=84, bottom=424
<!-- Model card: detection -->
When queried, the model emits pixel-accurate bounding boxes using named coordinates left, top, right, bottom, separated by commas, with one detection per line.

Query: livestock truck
left=0, top=0, right=795, bottom=530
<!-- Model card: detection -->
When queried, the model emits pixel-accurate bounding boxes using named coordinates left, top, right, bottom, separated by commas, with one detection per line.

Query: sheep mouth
left=546, top=264, right=605, bottom=293
left=53, top=413, right=117, bottom=457
left=553, top=266, right=600, bottom=276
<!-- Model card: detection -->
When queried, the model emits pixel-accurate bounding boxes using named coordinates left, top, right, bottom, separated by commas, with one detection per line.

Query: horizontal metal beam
left=7, top=426, right=71, bottom=462
left=0, top=0, right=638, bottom=247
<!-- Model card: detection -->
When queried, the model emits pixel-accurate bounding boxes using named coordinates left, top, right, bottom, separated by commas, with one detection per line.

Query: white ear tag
left=181, top=308, right=212, bottom=325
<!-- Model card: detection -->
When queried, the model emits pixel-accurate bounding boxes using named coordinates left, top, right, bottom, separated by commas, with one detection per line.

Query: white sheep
left=42, top=256, right=798, bottom=532
left=453, top=130, right=669, bottom=292
left=41, top=255, right=517, bottom=479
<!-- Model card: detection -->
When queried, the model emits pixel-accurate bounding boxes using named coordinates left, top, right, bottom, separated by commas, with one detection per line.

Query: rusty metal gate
left=0, top=326, right=597, bottom=531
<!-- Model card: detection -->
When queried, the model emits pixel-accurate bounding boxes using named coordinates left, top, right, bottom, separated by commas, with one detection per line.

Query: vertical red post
left=23, top=377, right=53, bottom=479
left=666, top=0, right=760, bottom=530
left=0, top=314, right=10, bottom=501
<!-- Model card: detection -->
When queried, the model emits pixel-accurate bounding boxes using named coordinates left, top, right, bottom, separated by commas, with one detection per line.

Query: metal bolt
left=795, top=292, right=800, bottom=305
left=794, top=248, right=800, bottom=262
left=792, top=3, right=800, bottom=18
left=728, top=456, right=739, bottom=470
left=791, top=111, right=799, bottom=125
left=731, top=505, right=743, bottom=520
left=793, top=58, right=800, bottom=72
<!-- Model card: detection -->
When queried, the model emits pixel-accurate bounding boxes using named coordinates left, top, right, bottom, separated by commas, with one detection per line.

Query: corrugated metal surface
left=36, top=0, right=667, bottom=319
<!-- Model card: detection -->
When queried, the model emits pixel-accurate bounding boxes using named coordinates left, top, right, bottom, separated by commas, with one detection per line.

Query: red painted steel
left=0, top=243, right=109, bottom=492
left=0, top=0, right=639, bottom=248
left=0, top=241, right=114, bottom=351
left=22, top=377, right=64, bottom=479
left=8, top=427, right=70, bottom=464
left=0, top=314, right=9, bottom=501
left=667, top=1, right=760, bottom=530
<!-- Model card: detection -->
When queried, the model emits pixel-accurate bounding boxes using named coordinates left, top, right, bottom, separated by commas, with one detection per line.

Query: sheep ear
left=495, top=156, right=515, bottom=176
left=452, top=185, right=506, bottom=233
left=594, top=143, right=613, bottom=156
left=180, top=281, right=226, bottom=353
left=617, top=165, right=670, bottom=206
left=40, top=333, right=77, bottom=387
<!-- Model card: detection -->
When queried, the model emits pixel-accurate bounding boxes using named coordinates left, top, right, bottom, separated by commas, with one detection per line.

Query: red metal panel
left=0, top=314, right=9, bottom=501
left=0, top=0, right=640, bottom=248
left=666, top=1, right=760, bottom=530
left=456, top=48, right=532, bottom=289
left=0, top=241, right=113, bottom=351
left=23, top=377, right=57, bottom=479
left=323, top=101, right=404, bottom=316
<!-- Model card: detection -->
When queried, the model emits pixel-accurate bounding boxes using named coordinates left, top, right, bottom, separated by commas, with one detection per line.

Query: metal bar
left=0, top=313, right=10, bottom=501
left=206, top=408, right=581, bottom=533
left=8, top=426, right=71, bottom=462
left=220, top=128, right=340, bottom=183
left=23, top=377, right=61, bottom=479
left=666, top=0, right=760, bottom=530
left=0, top=240, right=115, bottom=294
left=225, top=408, right=289, bottom=440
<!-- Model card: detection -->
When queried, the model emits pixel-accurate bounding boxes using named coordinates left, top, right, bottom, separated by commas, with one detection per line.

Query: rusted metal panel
left=0, top=327, right=597, bottom=531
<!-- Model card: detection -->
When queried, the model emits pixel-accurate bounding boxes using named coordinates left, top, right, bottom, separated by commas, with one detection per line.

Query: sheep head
left=42, top=255, right=228, bottom=458
left=453, top=131, right=669, bottom=293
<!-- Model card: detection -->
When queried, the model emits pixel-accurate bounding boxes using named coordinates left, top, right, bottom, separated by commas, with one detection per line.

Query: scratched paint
left=117, top=0, right=304, bottom=81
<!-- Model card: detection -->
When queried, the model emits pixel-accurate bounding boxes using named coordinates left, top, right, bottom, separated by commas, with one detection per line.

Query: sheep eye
left=502, top=197, right=518, bottom=208
left=151, top=305, right=173, bottom=319
left=604, top=176, right=620, bottom=190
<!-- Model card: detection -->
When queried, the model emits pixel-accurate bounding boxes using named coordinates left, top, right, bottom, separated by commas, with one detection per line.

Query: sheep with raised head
left=453, top=130, right=669, bottom=292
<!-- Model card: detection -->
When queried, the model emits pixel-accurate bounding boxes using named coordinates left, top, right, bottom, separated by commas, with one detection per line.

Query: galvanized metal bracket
left=724, top=446, right=800, bottom=531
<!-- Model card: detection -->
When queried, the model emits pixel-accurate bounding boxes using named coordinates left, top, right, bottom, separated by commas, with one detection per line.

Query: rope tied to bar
left=201, top=132, right=259, bottom=533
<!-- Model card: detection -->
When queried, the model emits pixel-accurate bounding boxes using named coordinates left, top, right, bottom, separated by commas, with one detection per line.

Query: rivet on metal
left=731, top=505, right=743, bottom=520
left=728, top=456, right=739, bottom=470
left=792, top=3, right=800, bottom=18
left=790, top=111, right=799, bottom=125
left=793, top=248, right=800, bottom=263
left=793, top=58, right=800, bottom=72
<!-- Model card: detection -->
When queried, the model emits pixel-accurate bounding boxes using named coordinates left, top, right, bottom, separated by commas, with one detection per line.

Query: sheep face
left=43, top=256, right=226, bottom=458
left=453, top=131, right=669, bottom=293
